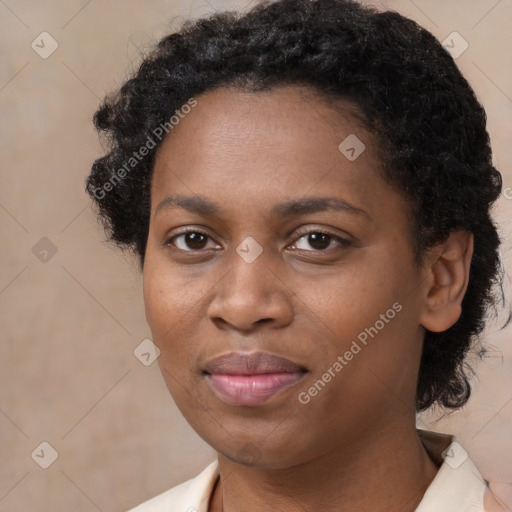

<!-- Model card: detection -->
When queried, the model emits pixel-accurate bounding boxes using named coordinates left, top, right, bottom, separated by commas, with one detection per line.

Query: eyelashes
left=165, top=227, right=352, bottom=254
left=166, top=229, right=216, bottom=251
left=291, top=231, right=351, bottom=252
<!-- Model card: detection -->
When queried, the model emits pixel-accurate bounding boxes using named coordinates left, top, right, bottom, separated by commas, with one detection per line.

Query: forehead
left=155, top=85, right=371, bottom=152
left=148, top=85, right=398, bottom=228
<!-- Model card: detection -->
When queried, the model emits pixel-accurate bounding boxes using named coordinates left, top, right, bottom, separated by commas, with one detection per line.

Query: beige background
left=1, top=0, right=511, bottom=510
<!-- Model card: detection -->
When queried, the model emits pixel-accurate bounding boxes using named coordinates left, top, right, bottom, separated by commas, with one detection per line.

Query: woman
left=86, top=0, right=507, bottom=510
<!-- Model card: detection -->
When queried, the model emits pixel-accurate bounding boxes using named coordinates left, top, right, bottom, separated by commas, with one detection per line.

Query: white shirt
left=127, top=429, right=501, bottom=511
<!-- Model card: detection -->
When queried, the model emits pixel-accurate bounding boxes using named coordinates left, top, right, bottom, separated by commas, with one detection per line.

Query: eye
left=166, top=229, right=219, bottom=252
left=165, top=228, right=351, bottom=253
left=291, top=230, right=351, bottom=252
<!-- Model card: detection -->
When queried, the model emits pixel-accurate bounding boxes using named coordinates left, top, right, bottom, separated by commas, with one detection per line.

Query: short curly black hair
left=86, top=0, right=504, bottom=412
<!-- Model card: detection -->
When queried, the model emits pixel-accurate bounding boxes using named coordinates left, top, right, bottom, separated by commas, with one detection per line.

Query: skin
left=142, top=85, right=473, bottom=511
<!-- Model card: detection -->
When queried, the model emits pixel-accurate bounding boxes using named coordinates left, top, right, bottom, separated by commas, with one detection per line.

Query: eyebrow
left=155, top=194, right=369, bottom=221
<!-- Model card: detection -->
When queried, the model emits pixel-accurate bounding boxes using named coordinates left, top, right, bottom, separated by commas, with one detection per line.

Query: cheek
left=143, top=272, right=169, bottom=335
left=143, top=257, right=200, bottom=331
left=302, top=248, right=419, bottom=378
left=143, top=271, right=198, bottom=404
left=143, top=268, right=194, bottom=366
left=310, top=257, right=399, bottom=332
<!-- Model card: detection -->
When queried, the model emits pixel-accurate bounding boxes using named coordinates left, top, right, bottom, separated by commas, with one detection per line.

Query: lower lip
left=206, top=372, right=304, bottom=406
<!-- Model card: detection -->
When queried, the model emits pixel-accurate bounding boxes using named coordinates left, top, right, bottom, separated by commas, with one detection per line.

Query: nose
left=207, top=246, right=294, bottom=332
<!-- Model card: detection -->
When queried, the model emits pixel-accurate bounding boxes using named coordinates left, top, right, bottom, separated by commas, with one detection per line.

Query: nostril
left=256, top=318, right=273, bottom=324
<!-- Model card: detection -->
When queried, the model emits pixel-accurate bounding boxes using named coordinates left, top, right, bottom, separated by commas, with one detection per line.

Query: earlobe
left=419, top=230, right=474, bottom=333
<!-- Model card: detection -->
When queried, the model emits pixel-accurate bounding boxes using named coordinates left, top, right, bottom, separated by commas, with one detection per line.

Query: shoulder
left=127, top=460, right=219, bottom=512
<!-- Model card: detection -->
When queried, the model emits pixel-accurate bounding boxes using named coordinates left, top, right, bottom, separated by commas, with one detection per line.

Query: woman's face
left=143, top=85, right=429, bottom=468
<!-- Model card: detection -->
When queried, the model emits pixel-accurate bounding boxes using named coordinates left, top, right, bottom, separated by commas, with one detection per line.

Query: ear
left=419, top=230, right=474, bottom=333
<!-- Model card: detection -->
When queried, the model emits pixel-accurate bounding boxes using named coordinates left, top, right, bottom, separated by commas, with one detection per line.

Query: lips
left=203, top=352, right=306, bottom=406
left=204, top=352, right=305, bottom=375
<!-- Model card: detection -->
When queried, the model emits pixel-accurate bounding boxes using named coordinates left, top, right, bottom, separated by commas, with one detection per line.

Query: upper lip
left=203, top=352, right=306, bottom=375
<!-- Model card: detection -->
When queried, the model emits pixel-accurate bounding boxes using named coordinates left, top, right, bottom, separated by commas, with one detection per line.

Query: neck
left=209, top=421, right=439, bottom=512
